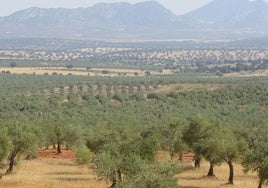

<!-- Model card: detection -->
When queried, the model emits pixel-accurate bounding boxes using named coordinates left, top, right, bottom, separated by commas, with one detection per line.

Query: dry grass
left=177, top=161, right=259, bottom=188
left=0, top=158, right=108, bottom=188
left=0, top=150, right=262, bottom=188
left=224, top=70, right=268, bottom=77
left=0, top=67, right=90, bottom=76
left=158, top=151, right=260, bottom=188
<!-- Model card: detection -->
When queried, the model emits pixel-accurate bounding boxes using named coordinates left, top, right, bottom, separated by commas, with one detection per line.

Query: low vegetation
left=0, top=65, right=267, bottom=187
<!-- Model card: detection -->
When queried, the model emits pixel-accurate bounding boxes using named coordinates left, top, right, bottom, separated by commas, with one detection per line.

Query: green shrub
left=74, top=145, right=92, bottom=165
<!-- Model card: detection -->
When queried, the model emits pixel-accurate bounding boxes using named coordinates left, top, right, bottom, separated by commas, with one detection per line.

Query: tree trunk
left=258, top=178, right=264, bottom=188
left=117, top=169, right=122, bottom=182
left=110, top=168, right=122, bottom=188
left=207, top=162, right=215, bottom=176
left=227, top=160, right=234, bottom=184
left=194, top=154, right=201, bottom=168
left=6, top=152, right=17, bottom=174
left=25, top=153, right=32, bottom=160
left=179, top=153, right=183, bottom=161
left=169, top=151, right=175, bottom=161
left=110, top=180, right=116, bottom=188
left=57, top=141, right=61, bottom=153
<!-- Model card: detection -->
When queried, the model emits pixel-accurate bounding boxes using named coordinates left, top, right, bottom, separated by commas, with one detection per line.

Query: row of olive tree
left=1, top=112, right=267, bottom=188
left=0, top=115, right=84, bottom=176
left=164, top=116, right=268, bottom=188
left=1, top=118, right=180, bottom=188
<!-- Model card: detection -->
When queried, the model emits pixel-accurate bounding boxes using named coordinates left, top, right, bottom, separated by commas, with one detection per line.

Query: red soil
left=37, top=148, right=194, bottom=163
left=37, top=149, right=76, bottom=159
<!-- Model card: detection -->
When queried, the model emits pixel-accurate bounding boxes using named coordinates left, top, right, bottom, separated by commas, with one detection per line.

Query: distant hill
left=1, top=0, right=268, bottom=40
left=0, top=1, right=189, bottom=39
left=185, top=0, right=268, bottom=29
left=1, top=37, right=268, bottom=51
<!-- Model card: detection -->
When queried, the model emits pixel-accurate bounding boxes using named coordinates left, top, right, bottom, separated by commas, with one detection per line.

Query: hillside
left=1, top=0, right=268, bottom=39
left=0, top=1, right=189, bottom=39
left=185, top=0, right=268, bottom=29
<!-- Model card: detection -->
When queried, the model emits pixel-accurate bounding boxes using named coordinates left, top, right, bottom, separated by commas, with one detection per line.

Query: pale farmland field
left=224, top=70, right=268, bottom=77
left=0, top=67, right=90, bottom=76
left=0, top=67, right=172, bottom=76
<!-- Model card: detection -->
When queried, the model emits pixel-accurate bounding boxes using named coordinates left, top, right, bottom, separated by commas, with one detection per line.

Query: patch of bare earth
left=38, top=149, right=76, bottom=159
left=178, top=161, right=259, bottom=188
left=224, top=70, right=268, bottom=77
left=0, top=149, right=108, bottom=188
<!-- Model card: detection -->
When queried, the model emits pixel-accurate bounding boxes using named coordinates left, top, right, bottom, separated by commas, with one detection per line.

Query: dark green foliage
left=40, top=117, right=83, bottom=153
left=102, top=70, right=109, bottom=74
left=66, top=64, right=74, bottom=69
left=9, top=62, right=17, bottom=68
left=160, top=120, right=187, bottom=159
left=86, top=122, right=179, bottom=187
left=182, top=116, right=211, bottom=168
left=0, top=126, right=11, bottom=163
left=118, top=160, right=179, bottom=188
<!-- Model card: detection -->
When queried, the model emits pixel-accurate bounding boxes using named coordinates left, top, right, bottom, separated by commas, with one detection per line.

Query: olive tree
left=0, top=127, right=11, bottom=178
left=5, top=122, right=40, bottom=174
left=160, top=120, right=187, bottom=160
left=41, top=117, right=83, bottom=153
left=192, top=121, right=228, bottom=177
left=185, top=119, right=245, bottom=181
left=86, top=122, right=179, bottom=188
left=242, top=126, right=268, bottom=188
left=219, top=128, right=246, bottom=184
left=182, top=116, right=210, bottom=168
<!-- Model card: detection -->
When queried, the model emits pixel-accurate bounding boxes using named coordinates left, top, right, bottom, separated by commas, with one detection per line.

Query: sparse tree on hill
left=66, top=64, right=73, bottom=69
left=9, top=62, right=17, bottom=68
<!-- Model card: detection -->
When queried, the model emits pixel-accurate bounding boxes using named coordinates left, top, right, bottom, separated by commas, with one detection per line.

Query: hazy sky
left=0, top=0, right=213, bottom=16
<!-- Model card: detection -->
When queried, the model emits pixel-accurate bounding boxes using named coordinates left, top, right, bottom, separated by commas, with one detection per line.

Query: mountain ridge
left=1, top=0, right=268, bottom=40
